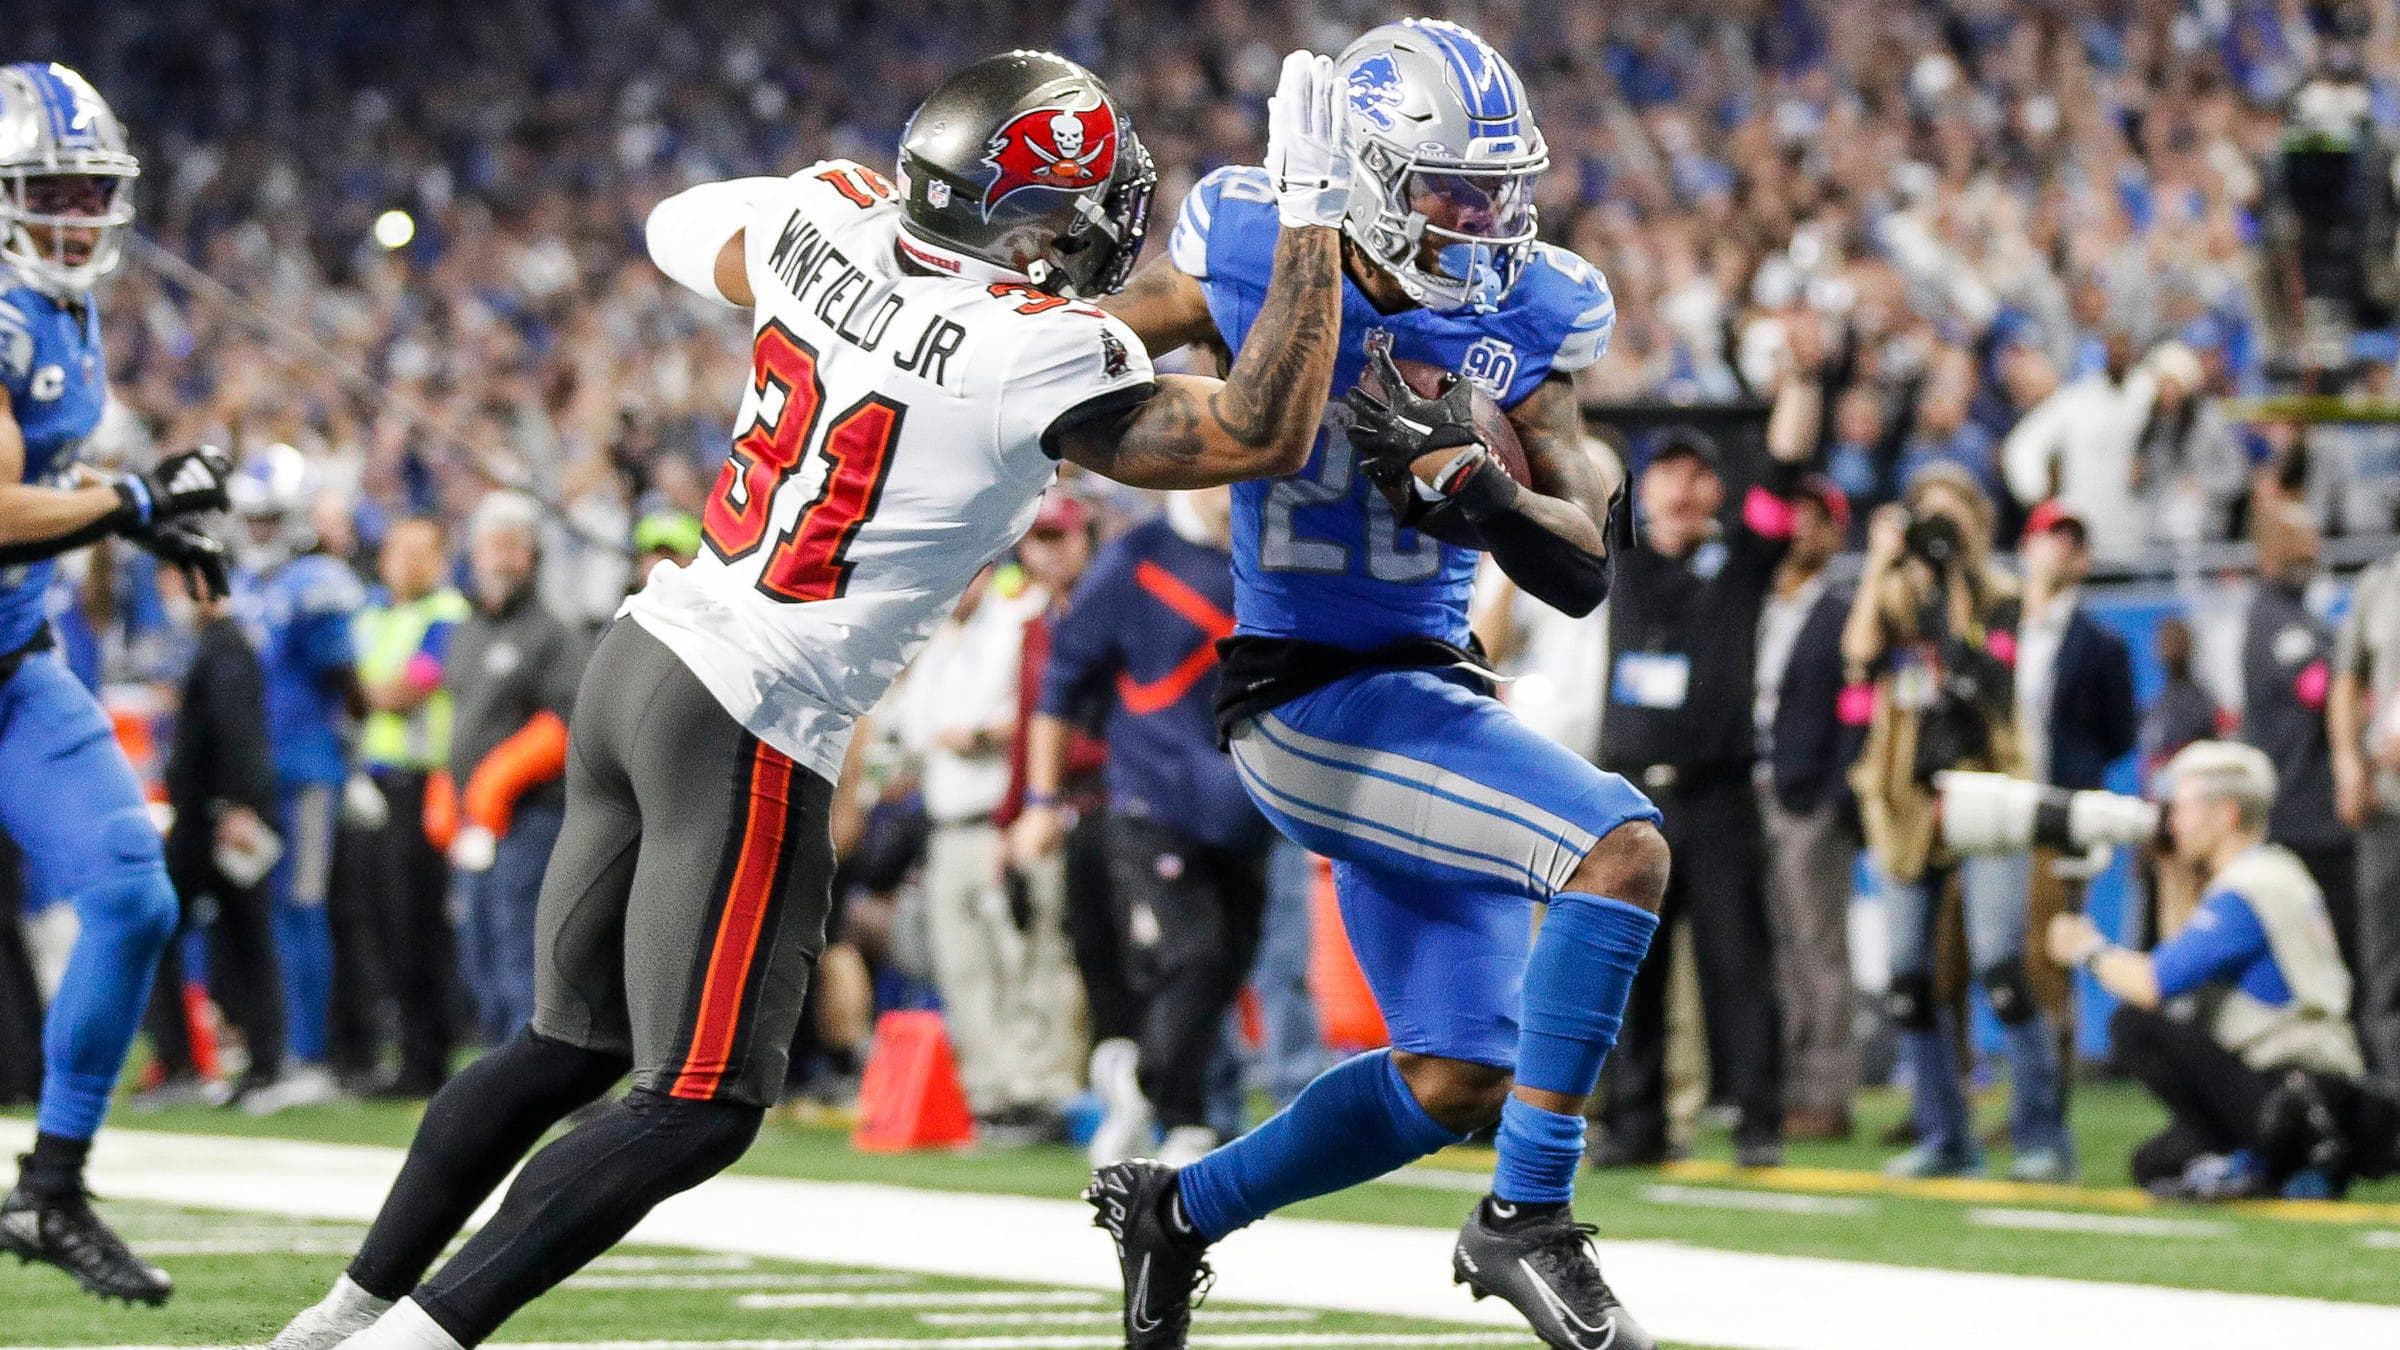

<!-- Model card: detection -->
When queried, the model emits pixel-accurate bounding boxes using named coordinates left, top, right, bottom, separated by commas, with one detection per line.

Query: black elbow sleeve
left=1482, top=513, right=1611, bottom=616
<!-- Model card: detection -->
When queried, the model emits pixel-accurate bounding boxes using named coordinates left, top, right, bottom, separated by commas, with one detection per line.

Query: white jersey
left=625, top=160, right=1155, bottom=780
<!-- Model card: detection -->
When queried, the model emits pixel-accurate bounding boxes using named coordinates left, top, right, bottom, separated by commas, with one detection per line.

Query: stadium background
left=6, top=1, right=2400, bottom=1348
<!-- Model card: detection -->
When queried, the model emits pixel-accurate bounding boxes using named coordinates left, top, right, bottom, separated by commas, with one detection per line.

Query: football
left=1354, top=356, right=1530, bottom=521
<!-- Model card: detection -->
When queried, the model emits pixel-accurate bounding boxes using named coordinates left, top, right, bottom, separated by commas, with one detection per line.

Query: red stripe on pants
left=670, top=741, right=795, bottom=1100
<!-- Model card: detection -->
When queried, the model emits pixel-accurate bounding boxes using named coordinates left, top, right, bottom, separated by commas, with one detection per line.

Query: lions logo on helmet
left=1347, top=53, right=1404, bottom=131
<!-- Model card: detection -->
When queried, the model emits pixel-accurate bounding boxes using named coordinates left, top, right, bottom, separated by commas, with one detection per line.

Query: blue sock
left=1176, top=1050, right=1463, bottom=1242
left=1513, top=892, right=1656, bottom=1097
left=1493, top=1096, right=1587, bottom=1204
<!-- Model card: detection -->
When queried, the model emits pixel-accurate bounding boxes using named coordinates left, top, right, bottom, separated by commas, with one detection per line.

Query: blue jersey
left=0, top=270, right=108, bottom=652
left=235, top=552, right=364, bottom=786
left=1169, top=165, right=1615, bottom=649
left=2152, top=887, right=2294, bottom=1008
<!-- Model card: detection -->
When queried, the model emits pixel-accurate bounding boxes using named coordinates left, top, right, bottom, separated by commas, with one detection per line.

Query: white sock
left=326, top=1274, right=393, bottom=1321
left=344, top=1298, right=466, bottom=1350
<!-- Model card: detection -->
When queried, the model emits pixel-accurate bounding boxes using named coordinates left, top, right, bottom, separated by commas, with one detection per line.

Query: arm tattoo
left=1511, top=376, right=1609, bottom=526
left=1104, top=257, right=1214, bottom=357
left=1071, top=228, right=1344, bottom=488
left=1495, top=375, right=1608, bottom=555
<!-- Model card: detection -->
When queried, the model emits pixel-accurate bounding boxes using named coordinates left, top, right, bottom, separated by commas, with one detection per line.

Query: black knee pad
left=1884, top=973, right=1936, bottom=1031
left=1978, top=958, right=2037, bottom=1026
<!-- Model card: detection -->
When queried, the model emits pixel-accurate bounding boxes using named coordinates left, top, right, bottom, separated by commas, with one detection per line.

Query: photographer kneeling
left=1846, top=465, right=2073, bottom=1180
left=2048, top=741, right=2383, bottom=1200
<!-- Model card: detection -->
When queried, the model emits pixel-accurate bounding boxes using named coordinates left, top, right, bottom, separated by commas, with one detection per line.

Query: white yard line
left=1636, top=1184, right=1875, bottom=1217
left=14, top=1125, right=2400, bottom=1350
left=2363, top=1230, right=2400, bottom=1250
left=1373, top=1164, right=1489, bottom=1193
left=569, top=1273, right=922, bottom=1292
left=1965, top=1207, right=2237, bottom=1240
left=129, top=1238, right=372, bottom=1256
left=915, top=1311, right=1317, bottom=1328
left=586, top=1255, right=758, bottom=1273
left=499, top=1325, right=1516, bottom=1335
left=733, top=1291, right=1102, bottom=1311
left=0, top=1341, right=1522, bottom=1350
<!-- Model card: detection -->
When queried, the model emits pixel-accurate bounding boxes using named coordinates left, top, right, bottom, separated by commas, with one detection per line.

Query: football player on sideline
left=0, top=62, right=232, bottom=1306
left=1088, top=19, right=1668, bottom=1350
left=269, top=48, right=1353, bottom=1350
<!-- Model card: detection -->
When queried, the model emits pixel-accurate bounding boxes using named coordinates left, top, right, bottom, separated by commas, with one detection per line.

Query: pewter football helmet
left=1337, top=19, right=1546, bottom=314
left=895, top=51, right=1154, bottom=300
left=0, top=63, right=139, bottom=299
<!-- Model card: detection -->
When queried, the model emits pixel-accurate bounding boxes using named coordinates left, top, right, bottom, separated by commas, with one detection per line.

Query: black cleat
left=0, top=1183, right=173, bottom=1306
left=1084, top=1160, right=1212, bottom=1350
left=1453, top=1199, right=1652, bottom=1350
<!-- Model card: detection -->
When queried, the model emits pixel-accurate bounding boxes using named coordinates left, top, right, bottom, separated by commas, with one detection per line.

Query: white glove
left=451, top=824, right=498, bottom=874
left=342, top=771, right=390, bottom=831
left=1265, top=51, right=1354, bottom=230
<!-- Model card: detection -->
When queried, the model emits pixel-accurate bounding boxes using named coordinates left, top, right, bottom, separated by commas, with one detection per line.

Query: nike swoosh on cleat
left=1129, top=1253, right=1163, bottom=1335
left=1518, top=1258, right=1618, bottom=1350
left=1490, top=1202, right=1518, bottom=1219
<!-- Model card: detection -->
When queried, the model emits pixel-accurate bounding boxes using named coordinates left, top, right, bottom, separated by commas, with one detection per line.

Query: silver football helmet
left=0, top=63, right=139, bottom=299
left=1335, top=19, right=1546, bottom=314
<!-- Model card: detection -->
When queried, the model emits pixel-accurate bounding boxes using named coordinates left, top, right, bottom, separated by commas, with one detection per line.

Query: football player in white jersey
left=269, top=48, right=1356, bottom=1350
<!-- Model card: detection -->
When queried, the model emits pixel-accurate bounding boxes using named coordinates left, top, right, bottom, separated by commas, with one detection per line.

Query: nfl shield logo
left=927, top=180, right=951, bottom=209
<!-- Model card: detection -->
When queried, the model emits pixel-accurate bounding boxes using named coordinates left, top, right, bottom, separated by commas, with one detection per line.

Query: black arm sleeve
left=1483, top=510, right=1611, bottom=618
left=0, top=513, right=120, bottom=567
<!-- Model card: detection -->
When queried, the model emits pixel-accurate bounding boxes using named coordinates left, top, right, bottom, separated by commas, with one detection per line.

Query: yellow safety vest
left=355, top=588, right=470, bottom=771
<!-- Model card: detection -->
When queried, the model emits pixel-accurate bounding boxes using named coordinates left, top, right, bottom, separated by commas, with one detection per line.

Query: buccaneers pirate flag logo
left=978, top=96, right=1118, bottom=219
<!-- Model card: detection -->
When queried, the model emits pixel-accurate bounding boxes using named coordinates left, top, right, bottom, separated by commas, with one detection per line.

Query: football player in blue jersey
left=0, top=61, right=234, bottom=1305
left=1087, top=21, right=1670, bottom=1350
left=226, top=441, right=367, bottom=1114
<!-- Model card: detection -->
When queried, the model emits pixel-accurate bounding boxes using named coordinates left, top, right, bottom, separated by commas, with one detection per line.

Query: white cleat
left=242, top=1064, right=343, bottom=1117
left=1086, top=1038, right=1154, bottom=1168
left=269, top=1275, right=391, bottom=1350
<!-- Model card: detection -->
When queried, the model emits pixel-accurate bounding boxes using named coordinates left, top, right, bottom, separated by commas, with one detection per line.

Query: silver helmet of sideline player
left=1335, top=19, right=1545, bottom=314
left=226, top=441, right=316, bottom=570
left=0, top=62, right=140, bottom=299
left=894, top=50, right=1155, bottom=300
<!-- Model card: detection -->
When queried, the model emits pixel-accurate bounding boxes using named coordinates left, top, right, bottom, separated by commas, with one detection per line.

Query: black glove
left=135, top=520, right=231, bottom=602
left=1344, top=335, right=1486, bottom=525
left=114, top=445, right=233, bottom=531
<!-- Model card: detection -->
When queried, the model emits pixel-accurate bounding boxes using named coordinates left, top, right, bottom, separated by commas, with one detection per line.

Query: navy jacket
left=1769, top=585, right=1862, bottom=815
left=1040, top=518, right=1268, bottom=853
left=2044, top=606, right=2139, bottom=791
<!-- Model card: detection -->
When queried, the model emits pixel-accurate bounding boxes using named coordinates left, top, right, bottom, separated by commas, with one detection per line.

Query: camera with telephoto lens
left=1934, top=772, right=2166, bottom=859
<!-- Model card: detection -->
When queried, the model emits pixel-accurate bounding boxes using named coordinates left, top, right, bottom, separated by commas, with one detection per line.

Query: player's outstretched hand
left=136, top=520, right=231, bottom=602
left=118, top=444, right=233, bottom=528
left=1265, top=51, right=1354, bottom=231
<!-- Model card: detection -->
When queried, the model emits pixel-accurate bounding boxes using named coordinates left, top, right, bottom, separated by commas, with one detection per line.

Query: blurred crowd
left=7, top=0, right=2400, bottom=572
left=5, top=0, right=2400, bottom=1196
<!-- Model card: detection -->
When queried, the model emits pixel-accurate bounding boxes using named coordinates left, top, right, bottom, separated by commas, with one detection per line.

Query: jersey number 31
left=704, top=320, right=905, bottom=603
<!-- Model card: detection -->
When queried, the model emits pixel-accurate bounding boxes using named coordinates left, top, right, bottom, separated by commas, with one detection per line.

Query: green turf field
left=2, top=1201, right=1600, bottom=1349
left=12, top=1077, right=2396, bottom=1317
